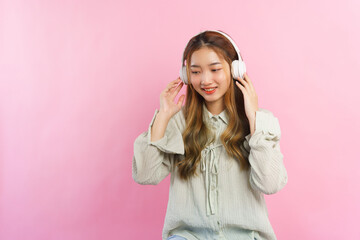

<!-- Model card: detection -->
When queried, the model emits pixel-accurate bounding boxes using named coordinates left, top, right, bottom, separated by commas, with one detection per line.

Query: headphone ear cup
left=180, top=66, right=188, bottom=85
left=231, top=60, right=246, bottom=80
left=231, top=60, right=240, bottom=80
left=240, top=60, right=246, bottom=79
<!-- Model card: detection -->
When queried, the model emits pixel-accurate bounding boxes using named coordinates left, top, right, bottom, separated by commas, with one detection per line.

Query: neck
left=205, top=100, right=225, bottom=115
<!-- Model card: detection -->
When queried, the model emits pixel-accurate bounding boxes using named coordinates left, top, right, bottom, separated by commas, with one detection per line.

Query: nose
left=201, top=71, right=213, bottom=85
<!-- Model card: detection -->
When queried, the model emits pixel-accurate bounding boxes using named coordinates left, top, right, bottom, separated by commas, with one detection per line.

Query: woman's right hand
left=159, top=77, right=185, bottom=119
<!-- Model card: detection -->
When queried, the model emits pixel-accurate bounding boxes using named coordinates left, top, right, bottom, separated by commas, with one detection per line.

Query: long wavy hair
left=176, top=30, right=251, bottom=180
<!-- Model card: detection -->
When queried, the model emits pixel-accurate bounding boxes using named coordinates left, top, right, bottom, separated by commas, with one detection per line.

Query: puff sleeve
left=243, top=108, right=288, bottom=195
left=132, top=109, right=185, bottom=185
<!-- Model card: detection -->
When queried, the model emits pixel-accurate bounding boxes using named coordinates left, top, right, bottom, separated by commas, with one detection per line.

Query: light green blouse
left=132, top=104, right=288, bottom=240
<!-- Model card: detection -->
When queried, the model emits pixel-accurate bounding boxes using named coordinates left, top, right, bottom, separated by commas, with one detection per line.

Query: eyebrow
left=190, top=62, right=222, bottom=68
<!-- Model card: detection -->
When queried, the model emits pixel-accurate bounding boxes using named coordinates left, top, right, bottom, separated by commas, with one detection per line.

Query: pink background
left=1, top=0, right=360, bottom=239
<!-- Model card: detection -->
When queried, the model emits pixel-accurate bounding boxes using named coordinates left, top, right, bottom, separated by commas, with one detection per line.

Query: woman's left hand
left=235, top=72, right=259, bottom=123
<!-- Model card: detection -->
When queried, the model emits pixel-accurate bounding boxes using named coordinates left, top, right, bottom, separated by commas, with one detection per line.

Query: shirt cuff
left=245, top=109, right=281, bottom=142
left=147, top=109, right=185, bottom=155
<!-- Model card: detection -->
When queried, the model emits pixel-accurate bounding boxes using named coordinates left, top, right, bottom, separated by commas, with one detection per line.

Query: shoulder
left=257, top=107, right=277, bottom=118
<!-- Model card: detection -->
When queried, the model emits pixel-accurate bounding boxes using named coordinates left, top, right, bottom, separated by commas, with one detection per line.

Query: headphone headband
left=181, top=30, right=243, bottom=67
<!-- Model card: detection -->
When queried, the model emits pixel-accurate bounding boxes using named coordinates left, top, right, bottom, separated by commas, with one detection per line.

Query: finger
left=243, top=72, right=254, bottom=91
left=242, top=73, right=250, bottom=83
left=170, top=82, right=184, bottom=99
left=171, top=80, right=181, bottom=88
left=235, top=80, right=247, bottom=94
left=177, top=94, right=185, bottom=108
left=172, top=77, right=181, bottom=84
left=165, top=82, right=180, bottom=94
left=243, top=72, right=251, bottom=83
left=167, top=77, right=181, bottom=88
left=237, top=76, right=249, bottom=90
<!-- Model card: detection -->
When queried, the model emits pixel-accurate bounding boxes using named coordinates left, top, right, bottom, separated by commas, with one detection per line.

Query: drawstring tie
left=201, top=143, right=223, bottom=216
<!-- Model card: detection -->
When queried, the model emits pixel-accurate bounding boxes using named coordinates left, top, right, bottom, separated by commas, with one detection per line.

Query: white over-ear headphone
left=179, top=30, right=246, bottom=85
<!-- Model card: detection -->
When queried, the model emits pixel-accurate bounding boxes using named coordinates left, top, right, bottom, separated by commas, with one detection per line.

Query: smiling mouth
left=202, top=87, right=217, bottom=94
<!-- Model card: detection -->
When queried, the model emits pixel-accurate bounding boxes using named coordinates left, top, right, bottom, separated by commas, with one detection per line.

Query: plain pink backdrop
left=1, top=0, right=359, bottom=239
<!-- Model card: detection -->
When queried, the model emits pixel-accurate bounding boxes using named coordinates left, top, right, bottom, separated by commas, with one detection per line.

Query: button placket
left=201, top=107, right=227, bottom=217
left=201, top=144, right=222, bottom=216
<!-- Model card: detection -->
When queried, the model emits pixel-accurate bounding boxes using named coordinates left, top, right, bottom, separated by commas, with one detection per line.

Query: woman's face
left=189, top=47, right=231, bottom=113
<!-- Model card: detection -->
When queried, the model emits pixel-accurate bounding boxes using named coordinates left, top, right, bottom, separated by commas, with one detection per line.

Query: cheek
left=190, top=78, right=201, bottom=87
left=190, top=81, right=203, bottom=94
left=220, top=74, right=231, bottom=88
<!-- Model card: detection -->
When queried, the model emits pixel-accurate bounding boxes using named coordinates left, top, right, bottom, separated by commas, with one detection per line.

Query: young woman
left=132, top=30, right=288, bottom=240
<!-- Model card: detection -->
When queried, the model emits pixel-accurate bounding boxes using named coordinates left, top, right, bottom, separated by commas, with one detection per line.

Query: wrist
left=249, top=116, right=256, bottom=135
left=157, top=110, right=173, bottom=121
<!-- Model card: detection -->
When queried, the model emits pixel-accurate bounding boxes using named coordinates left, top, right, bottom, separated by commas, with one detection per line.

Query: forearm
left=150, top=111, right=171, bottom=142
left=249, top=116, right=255, bottom=136
left=248, top=141, right=288, bottom=194
left=133, top=132, right=172, bottom=185
left=247, top=109, right=287, bottom=194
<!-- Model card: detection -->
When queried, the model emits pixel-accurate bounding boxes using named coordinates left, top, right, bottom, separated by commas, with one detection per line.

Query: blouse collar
left=202, top=103, right=229, bottom=125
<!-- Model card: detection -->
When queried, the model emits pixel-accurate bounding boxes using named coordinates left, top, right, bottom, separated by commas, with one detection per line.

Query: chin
left=203, top=97, right=220, bottom=103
